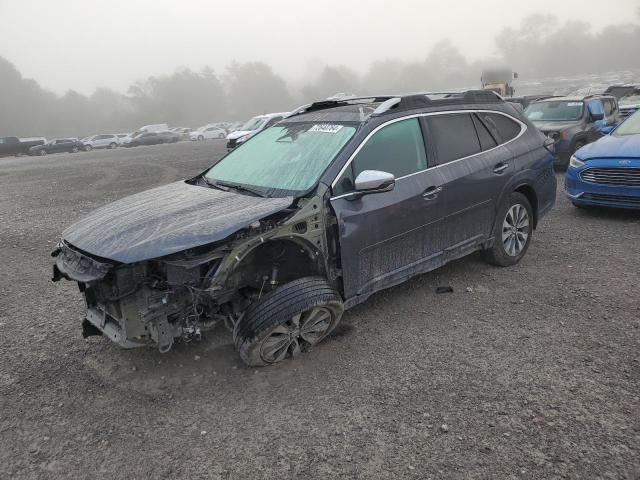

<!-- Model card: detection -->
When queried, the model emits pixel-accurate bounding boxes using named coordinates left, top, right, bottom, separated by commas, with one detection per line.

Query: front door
left=330, top=118, right=445, bottom=300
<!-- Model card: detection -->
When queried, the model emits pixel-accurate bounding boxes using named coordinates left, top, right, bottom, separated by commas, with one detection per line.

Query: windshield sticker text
left=308, top=124, right=344, bottom=134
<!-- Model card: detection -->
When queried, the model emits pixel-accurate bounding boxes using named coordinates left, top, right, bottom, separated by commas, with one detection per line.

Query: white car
left=190, top=125, right=227, bottom=141
left=82, top=134, right=120, bottom=151
left=226, top=112, right=288, bottom=150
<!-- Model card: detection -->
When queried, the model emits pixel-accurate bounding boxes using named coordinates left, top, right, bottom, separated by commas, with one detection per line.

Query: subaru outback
left=52, top=90, right=556, bottom=366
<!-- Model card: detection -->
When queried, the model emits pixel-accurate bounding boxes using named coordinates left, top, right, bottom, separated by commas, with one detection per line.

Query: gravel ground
left=1, top=141, right=639, bottom=480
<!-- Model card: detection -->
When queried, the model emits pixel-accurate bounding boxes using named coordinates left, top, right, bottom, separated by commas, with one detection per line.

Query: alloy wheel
left=502, top=203, right=529, bottom=257
left=259, top=306, right=335, bottom=364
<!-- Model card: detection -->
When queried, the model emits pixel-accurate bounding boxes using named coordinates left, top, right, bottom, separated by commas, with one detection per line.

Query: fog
left=1, top=0, right=639, bottom=137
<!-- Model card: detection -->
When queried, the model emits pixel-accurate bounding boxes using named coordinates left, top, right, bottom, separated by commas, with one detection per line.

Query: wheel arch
left=224, top=237, right=328, bottom=291
left=513, top=183, right=539, bottom=229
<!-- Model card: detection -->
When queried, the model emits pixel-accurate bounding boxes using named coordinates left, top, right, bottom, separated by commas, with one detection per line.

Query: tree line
left=1, top=12, right=639, bottom=138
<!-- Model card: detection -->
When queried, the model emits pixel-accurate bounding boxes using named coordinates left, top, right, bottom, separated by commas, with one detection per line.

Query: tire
left=233, top=277, right=344, bottom=367
left=109, top=142, right=117, bottom=149
left=483, top=192, right=533, bottom=267
left=39, top=149, right=47, bottom=156
left=198, top=135, right=204, bottom=141
left=218, top=133, right=224, bottom=139
left=71, top=146, right=79, bottom=153
left=84, top=145, right=93, bottom=152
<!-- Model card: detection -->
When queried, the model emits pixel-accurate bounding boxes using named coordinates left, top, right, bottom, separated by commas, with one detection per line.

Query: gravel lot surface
left=1, top=141, right=639, bottom=479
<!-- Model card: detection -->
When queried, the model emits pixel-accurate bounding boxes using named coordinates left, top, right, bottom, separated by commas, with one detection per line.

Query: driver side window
left=333, top=118, right=427, bottom=196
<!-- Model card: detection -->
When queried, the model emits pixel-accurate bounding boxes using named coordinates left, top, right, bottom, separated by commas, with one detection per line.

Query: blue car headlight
left=569, top=155, right=585, bottom=169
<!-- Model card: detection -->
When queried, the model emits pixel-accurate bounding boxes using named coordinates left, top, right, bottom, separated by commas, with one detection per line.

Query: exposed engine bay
left=51, top=191, right=336, bottom=353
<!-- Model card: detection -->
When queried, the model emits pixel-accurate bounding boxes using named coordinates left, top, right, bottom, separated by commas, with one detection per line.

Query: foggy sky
left=1, top=0, right=638, bottom=95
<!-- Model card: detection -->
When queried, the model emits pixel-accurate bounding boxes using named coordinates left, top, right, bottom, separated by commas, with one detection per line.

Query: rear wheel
left=109, top=142, right=117, bottom=149
left=39, top=149, right=47, bottom=156
left=218, top=133, right=225, bottom=139
left=483, top=192, right=533, bottom=267
left=234, top=277, right=344, bottom=367
left=71, top=146, right=79, bottom=153
left=84, top=145, right=93, bottom=152
left=198, top=135, right=204, bottom=141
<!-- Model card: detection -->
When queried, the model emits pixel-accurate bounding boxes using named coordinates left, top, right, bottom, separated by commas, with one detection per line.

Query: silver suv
left=83, top=134, right=120, bottom=151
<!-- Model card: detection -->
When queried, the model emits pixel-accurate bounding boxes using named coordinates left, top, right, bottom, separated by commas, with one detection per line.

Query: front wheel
left=218, top=133, right=225, bottom=139
left=198, top=135, right=204, bottom=141
left=84, top=145, right=93, bottom=152
left=483, top=192, right=533, bottom=267
left=109, top=142, right=117, bottom=149
left=71, top=146, right=79, bottom=153
left=234, top=277, right=344, bottom=367
left=39, top=149, right=47, bottom=156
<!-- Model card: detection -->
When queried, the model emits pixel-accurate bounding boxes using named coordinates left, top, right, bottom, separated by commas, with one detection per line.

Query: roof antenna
left=359, top=106, right=366, bottom=122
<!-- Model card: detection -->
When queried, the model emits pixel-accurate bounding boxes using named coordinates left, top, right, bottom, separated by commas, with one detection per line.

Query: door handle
left=493, top=162, right=509, bottom=174
left=422, top=186, right=442, bottom=199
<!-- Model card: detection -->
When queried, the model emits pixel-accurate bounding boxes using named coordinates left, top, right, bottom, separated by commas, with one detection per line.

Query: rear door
left=330, top=117, right=446, bottom=299
left=423, top=111, right=509, bottom=259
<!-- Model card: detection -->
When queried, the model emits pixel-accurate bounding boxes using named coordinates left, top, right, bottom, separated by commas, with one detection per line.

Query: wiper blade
left=215, top=181, right=266, bottom=198
left=202, top=177, right=229, bottom=192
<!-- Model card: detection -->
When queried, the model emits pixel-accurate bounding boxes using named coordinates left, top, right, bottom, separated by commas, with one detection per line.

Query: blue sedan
left=565, top=110, right=640, bottom=209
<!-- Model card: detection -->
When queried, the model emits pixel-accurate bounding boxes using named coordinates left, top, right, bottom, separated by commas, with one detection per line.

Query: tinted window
left=472, top=114, right=498, bottom=150
left=603, top=99, right=617, bottom=116
left=428, top=113, right=480, bottom=165
left=477, top=112, right=521, bottom=143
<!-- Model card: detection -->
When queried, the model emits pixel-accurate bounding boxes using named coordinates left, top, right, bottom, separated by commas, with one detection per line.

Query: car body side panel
left=331, top=171, right=447, bottom=299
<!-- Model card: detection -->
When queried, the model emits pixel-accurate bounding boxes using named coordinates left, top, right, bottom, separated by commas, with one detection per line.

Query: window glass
left=525, top=101, right=584, bottom=121
left=587, top=100, right=605, bottom=116
left=472, top=114, right=498, bottom=150
left=603, top=99, right=617, bottom=115
left=206, top=122, right=356, bottom=196
left=428, top=113, right=481, bottom=165
left=477, top=112, right=521, bottom=143
left=353, top=118, right=426, bottom=178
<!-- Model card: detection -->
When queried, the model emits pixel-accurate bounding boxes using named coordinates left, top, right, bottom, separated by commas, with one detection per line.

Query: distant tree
left=224, top=62, right=294, bottom=119
left=301, top=65, right=360, bottom=101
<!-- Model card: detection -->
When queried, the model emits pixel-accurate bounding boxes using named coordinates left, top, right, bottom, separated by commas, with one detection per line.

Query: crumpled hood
left=577, top=133, right=640, bottom=160
left=62, top=181, right=293, bottom=263
left=531, top=120, right=580, bottom=132
left=226, top=130, right=253, bottom=140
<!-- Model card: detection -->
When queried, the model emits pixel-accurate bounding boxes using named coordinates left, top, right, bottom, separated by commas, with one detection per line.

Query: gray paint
left=326, top=104, right=556, bottom=301
left=62, top=181, right=292, bottom=263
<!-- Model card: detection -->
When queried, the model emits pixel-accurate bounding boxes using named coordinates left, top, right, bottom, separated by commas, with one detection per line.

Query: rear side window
left=427, top=113, right=481, bottom=165
left=472, top=114, right=498, bottom=150
left=476, top=112, right=521, bottom=143
left=603, top=98, right=617, bottom=116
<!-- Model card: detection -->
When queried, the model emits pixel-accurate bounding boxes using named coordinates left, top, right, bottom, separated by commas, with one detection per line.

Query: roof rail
left=289, top=89, right=504, bottom=119
left=371, top=89, right=504, bottom=116
left=287, top=95, right=396, bottom=118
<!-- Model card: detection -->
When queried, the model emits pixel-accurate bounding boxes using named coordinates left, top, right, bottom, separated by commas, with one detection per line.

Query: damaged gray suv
left=52, top=90, right=556, bottom=366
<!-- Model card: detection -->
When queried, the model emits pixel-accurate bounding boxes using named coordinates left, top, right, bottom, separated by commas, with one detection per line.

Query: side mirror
left=354, top=170, right=395, bottom=194
left=590, top=112, right=604, bottom=121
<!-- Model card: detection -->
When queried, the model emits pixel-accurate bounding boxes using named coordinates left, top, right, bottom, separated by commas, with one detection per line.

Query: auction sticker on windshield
left=308, top=124, right=344, bottom=134
left=567, top=102, right=583, bottom=106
